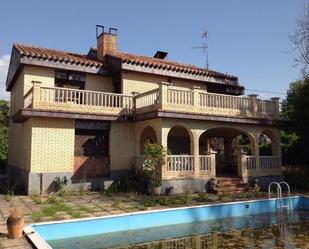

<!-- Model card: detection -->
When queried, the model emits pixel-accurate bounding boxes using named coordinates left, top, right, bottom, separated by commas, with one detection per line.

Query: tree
left=281, top=78, right=309, bottom=165
left=143, top=142, right=167, bottom=187
left=0, top=99, right=9, bottom=169
left=291, top=2, right=309, bottom=75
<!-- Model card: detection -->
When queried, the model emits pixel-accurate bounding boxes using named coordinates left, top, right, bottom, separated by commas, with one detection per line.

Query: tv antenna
left=192, top=30, right=209, bottom=69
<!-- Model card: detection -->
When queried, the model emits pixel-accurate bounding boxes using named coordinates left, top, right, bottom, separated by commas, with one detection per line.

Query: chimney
left=96, top=25, right=117, bottom=61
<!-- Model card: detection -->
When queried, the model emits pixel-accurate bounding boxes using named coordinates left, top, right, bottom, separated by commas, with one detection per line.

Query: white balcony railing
left=24, top=83, right=279, bottom=120
left=199, top=155, right=211, bottom=171
left=135, top=88, right=159, bottom=109
left=199, top=92, right=251, bottom=111
left=40, top=87, right=134, bottom=109
left=167, top=155, right=194, bottom=172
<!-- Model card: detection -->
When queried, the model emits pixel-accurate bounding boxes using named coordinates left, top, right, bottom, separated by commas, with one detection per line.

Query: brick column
left=248, top=94, right=258, bottom=116
left=159, top=82, right=170, bottom=110
left=193, top=132, right=200, bottom=178
left=32, top=81, right=42, bottom=109
left=271, top=97, right=280, bottom=119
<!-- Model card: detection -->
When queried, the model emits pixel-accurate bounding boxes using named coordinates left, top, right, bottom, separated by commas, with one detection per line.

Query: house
left=6, top=26, right=282, bottom=195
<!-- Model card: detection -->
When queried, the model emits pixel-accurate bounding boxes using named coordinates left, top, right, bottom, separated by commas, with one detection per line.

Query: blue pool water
left=26, top=196, right=309, bottom=249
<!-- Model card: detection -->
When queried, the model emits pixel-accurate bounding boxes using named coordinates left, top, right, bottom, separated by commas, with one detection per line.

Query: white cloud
left=0, top=54, right=10, bottom=100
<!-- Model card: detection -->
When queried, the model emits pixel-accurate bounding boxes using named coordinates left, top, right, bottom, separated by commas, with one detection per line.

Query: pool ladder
left=268, top=181, right=291, bottom=211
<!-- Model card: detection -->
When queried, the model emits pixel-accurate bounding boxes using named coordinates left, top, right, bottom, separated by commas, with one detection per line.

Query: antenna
left=192, top=30, right=209, bottom=69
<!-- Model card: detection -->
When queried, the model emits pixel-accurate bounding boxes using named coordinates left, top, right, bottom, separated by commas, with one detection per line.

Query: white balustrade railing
left=24, top=84, right=279, bottom=119
left=199, top=92, right=251, bottom=111
left=199, top=155, right=211, bottom=171
left=167, top=155, right=194, bottom=172
left=244, top=156, right=279, bottom=170
left=135, top=89, right=159, bottom=109
left=167, top=89, right=193, bottom=105
left=257, top=99, right=276, bottom=114
left=40, top=87, right=134, bottom=109
left=259, top=156, right=280, bottom=169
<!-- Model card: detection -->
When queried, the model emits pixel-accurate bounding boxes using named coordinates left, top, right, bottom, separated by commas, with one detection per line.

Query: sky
left=0, top=0, right=305, bottom=100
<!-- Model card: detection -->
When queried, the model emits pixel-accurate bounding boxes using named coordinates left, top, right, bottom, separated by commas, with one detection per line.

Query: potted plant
left=143, top=142, right=167, bottom=195
left=6, top=207, right=24, bottom=239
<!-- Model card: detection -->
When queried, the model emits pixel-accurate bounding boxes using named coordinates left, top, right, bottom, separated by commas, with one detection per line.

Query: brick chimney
left=96, top=25, right=117, bottom=61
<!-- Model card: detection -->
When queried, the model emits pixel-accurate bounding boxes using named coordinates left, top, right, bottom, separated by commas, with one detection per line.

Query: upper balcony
left=20, top=81, right=280, bottom=123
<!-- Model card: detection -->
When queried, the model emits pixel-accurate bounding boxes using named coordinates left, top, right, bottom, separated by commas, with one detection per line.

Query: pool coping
left=23, top=195, right=307, bottom=249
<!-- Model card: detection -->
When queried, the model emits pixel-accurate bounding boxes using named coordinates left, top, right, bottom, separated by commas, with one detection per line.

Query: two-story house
left=6, top=26, right=282, bottom=195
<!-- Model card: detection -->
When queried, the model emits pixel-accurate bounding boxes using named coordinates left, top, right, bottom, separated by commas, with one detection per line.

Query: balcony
left=22, top=82, right=280, bottom=121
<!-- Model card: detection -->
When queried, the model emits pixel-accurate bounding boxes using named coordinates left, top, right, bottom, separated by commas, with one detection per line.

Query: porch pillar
left=207, top=149, right=217, bottom=178
left=160, top=127, right=169, bottom=180
left=236, top=149, right=248, bottom=182
left=193, top=132, right=200, bottom=178
left=252, top=133, right=260, bottom=176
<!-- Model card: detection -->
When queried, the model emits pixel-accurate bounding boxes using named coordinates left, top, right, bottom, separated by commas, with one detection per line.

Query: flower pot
left=153, top=186, right=162, bottom=195
left=6, top=215, right=24, bottom=239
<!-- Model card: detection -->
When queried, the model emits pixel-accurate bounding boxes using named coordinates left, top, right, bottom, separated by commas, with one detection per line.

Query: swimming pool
left=24, top=196, right=309, bottom=249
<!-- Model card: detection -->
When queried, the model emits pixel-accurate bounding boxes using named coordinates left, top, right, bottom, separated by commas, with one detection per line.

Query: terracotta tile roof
left=106, top=51, right=238, bottom=81
left=14, top=44, right=103, bottom=68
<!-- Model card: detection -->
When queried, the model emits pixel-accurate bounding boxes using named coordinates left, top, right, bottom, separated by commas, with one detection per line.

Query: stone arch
left=139, top=125, right=158, bottom=155
left=259, top=128, right=280, bottom=156
left=167, top=125, right=193, bottom=155
left=198, top=126, right=257, bottom=155
left=198, top=126, right=257, bottom=176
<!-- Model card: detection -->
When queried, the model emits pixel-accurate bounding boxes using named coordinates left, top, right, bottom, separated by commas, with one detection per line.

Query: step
left=218, top=182, right=246, bottom=187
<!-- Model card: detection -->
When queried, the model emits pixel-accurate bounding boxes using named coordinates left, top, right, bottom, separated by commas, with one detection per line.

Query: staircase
left=217, top=177, right=254, bottom=194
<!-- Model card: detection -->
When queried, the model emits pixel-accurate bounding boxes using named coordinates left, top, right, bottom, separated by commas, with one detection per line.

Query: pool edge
left=24, top=195, right=308, bottom=249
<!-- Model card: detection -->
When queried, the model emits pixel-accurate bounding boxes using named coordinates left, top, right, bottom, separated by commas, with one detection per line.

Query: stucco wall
left=23, top=66, right=55, bottom=93
left=85, top=74, right=114, bottom=92
left=121, top=72, right=208, bottom=95
left=109, top=122, right=135, bottom=171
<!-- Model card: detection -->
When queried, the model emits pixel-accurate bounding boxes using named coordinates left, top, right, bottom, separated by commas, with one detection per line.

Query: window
left=55, top=70, right=85, bottom=89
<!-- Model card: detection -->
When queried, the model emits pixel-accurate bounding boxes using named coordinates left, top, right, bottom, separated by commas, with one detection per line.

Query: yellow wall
left=30, top=118, right=75, bottom=173
left=110, top=122, right=135, bottom=171
left=23, top=66, right=55, bottom=94
left=85, top=74, right=114, bottom=92
left=7, top=119, right=32, bottom=171
left=121, top=71, right=208, bottom=95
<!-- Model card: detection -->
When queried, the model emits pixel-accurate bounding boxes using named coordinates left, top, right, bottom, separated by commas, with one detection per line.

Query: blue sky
left=0, top=0, right=305, bottom=99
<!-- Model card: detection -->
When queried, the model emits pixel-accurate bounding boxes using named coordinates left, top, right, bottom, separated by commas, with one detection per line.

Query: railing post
left=236, top=149, right=248, bottom=182
left=32, top=81, right=42, bottom=109
left=159, top=82, right=170, bottom=109
left=207, top=149, right=217, bottom=178
left=248, top=94, right=258, bottom=116
left=271, top=97, right=280, bottom=119
left=192, top=86, right=200, bottom=108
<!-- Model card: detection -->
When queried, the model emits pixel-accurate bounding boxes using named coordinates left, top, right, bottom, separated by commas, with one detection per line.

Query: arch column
left=193, top=131, right=201, bottom=178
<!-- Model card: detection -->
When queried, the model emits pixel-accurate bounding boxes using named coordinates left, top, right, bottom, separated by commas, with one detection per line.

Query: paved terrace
left=1, top=191, right=304, bottom=249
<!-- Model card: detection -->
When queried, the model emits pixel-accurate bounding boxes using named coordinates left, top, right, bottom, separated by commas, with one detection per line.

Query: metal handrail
left=268, top=181, right=291, bottom=211
left=279, top=181, right=291, bottom=210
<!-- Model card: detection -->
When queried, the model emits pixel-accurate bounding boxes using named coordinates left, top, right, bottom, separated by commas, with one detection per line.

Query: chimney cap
left=153, top=51, right=168, bottom=60
left=96, top=25, right=117, bottom=38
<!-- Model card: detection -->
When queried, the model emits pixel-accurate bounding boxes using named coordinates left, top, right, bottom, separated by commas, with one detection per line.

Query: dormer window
left=55, top=70, right=85, bottom=89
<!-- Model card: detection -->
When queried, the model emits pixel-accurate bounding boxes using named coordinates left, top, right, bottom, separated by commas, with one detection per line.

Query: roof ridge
left=107, top=51, right=238, bottom=80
